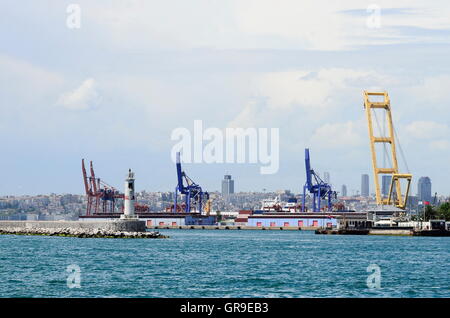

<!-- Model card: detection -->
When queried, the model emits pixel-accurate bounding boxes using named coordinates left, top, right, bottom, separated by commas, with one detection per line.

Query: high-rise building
left=417, top=177, right=432, bottom=203
left=341, top=185, right=347, bottom=197
left=361, top=174, right=369, bottom=197
left=381, top=175, right=392, bottom=198
left=323, top=172, right=330, bottom=184
left=407, top=195, right=419, bottom=214
left=221, top=175, right=234, bottom=197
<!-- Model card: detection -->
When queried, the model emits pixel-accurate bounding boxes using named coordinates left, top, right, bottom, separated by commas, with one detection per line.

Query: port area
left=316, top=227, right=450, bottom=236
left=0, top=220, right=167, bottom=239
left=148, top=225, right=318, bottom=231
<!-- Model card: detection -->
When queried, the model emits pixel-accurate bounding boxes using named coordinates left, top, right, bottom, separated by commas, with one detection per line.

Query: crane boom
left=81, top=159, right=91, bottom=195
left=176, top=152, right=186, bottom=194
left=82, top=159, right=93, bottom=216
left=363, top=91, right=412, bottom=209
left=305, top=148, right=313, bottom=190
left=302, top=148, right=336, bottom=212
left=90, top=161, right=98, bottom=194
left=174, top=152, right=208, bottom=213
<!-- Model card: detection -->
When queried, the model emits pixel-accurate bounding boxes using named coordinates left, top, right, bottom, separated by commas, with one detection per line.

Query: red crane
left=81, top=159, right=93, bottom=215
left=81, top=159, right=150, bottom=216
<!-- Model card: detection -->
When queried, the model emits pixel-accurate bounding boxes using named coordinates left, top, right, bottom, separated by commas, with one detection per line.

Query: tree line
left=418, top=202, right=450, bottom=221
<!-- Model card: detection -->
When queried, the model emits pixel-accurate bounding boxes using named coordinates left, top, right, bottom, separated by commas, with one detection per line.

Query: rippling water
left=0, top=230, right=449, bottom=298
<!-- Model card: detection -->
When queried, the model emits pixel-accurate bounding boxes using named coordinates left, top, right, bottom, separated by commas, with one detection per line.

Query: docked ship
left=259, top=196, right=301, bottom=213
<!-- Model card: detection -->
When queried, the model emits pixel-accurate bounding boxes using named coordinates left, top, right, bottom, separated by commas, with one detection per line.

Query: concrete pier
left=316, top=227, right=414, bottom=236
left=0, top=220, right=167, bottom=239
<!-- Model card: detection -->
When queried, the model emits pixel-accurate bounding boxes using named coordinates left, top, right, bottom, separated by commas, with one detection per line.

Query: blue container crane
left=174, top=152, right=209, bottom=213
left=302, top=148, right=336, bottom=212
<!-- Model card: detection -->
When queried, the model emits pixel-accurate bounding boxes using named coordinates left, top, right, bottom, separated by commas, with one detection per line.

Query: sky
left=0, top=1, right=450, bottom=196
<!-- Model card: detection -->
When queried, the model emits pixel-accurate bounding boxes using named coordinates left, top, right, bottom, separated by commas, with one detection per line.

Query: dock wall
left=369, top=228, right=413, bottom=235
left=147, top=225, right=319, bottom=231
left=0, top=219, right=146, bottom=232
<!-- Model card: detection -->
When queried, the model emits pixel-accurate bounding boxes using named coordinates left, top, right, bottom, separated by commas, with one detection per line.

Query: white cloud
left=310, top=120, right=366, bottom=149
left=235, top=0, right=346, bottom=50
left=405, top=121, right=449, bottom=140
left=408, top=75, right=450, bottom=108
left=253, top=68, right=394, bottom=111
left=82, top=0, right=450, bottom=51
left=403, top=121, right=450, bottom=154
left=0, top=54, right=64, bottom=135
left=227, top=99, right=266, bottom=128
left=57, top=78, right=100, bottom=111
left=236, top=0, right=450, bottom=49
left=0, top=54, right=63, bottom=101
left=227, top=67, right=397, bottom=130
left=430, top=140, right=450, bottom=151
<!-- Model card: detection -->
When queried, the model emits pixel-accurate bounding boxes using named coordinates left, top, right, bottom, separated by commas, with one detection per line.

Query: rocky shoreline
left=0, top=227, right=168, bottom=239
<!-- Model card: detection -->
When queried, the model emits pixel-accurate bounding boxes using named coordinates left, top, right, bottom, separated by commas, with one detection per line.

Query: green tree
left=424, top=205, right=438, bottom=221
left=437, top=202, right=450, bottom=221
left=216, top=210, right=222, bottom=222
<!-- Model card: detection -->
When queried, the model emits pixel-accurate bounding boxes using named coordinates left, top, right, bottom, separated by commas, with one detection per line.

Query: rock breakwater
left=0, top=227, right=168, bottom=239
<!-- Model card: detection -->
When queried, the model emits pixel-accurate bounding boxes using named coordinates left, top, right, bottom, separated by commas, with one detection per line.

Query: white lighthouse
left=121, top=169, right=136, bottom=219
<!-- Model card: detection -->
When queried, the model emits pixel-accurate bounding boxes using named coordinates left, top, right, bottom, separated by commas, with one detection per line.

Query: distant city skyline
left=0, top=167, right=438, bottom=199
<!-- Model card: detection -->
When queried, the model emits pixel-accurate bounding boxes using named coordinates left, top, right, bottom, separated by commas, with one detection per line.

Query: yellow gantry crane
left=363, top=91, right=412, bottom=209
left=204, top=193, right=215, bottom=216
left=204, top=198, right=212, bottom=216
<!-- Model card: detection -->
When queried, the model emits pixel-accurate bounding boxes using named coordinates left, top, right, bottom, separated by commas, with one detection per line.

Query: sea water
left=0, top=230, right=448, bottom=297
